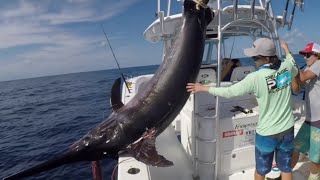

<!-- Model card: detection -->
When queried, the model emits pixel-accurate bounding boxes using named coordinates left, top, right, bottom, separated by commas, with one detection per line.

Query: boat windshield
left=202, top=36, right=255, bottom=66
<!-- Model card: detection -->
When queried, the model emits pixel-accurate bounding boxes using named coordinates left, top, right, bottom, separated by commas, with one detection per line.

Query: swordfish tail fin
left=3, top=152, right=78, bottom=180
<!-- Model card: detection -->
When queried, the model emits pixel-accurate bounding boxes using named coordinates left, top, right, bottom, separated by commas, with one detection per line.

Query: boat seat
left=196, top=67, right=217, bottom=84
left=230, top=66, right=255, bottom=82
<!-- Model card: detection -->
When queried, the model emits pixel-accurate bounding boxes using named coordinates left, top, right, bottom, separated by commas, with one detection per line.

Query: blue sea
left=0, top=55, right=305, bottom=180
left=0, top=65, right=159, bottom=180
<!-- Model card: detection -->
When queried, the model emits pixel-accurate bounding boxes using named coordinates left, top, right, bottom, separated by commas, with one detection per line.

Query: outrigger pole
left=282, top=0, right=290, bottom=26
left=288, top=0, right=297, bottom=30
left=101, top=24, right=131, bottom=93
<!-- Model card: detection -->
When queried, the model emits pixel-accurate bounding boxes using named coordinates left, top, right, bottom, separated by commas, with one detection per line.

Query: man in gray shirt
left=292, top=42, right=320, bottom=180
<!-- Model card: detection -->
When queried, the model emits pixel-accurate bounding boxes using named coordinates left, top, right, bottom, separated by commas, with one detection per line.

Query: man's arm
left=281, top=41, right=291, bottom=56
left=186, top=78, right=253, bottom=98
left=291, top=72, right=302, bottom=94
left=299, top=69, right=317, bottom=83
left=208, top=74, right=255, bottom=98
left=186, top=83, right=210, bottom=93
left=281, top=41, right=298, bottom=74
left=281, top=40, right=300, bottom=93
left=186, top=74, right=255, bottom=99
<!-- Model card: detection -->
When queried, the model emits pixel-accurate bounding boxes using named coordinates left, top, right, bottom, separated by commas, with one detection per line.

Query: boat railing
left=153, top=0, right=303, bottom=37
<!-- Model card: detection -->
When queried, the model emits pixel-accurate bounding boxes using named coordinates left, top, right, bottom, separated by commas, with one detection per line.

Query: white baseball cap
left=244, top=38, right=276, bottom=57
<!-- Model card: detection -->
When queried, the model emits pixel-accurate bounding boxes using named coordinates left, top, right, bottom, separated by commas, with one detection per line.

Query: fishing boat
left=116, top=0, right=308, bottom=179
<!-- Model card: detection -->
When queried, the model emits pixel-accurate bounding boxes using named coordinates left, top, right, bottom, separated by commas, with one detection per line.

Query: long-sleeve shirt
left=208, top=54, right=298, bottom=136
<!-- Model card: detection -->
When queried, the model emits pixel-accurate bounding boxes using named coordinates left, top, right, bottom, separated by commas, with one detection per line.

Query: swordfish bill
left=3, top=1, right=214, bottom=179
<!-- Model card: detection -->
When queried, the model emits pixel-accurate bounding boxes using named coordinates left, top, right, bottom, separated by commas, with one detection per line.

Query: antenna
left=229, top=37, right=236, bottom=59
left=100, top=25, right=131, bottom=93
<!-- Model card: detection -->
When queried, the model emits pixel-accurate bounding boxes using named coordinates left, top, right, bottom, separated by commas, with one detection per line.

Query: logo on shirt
left=265, top=68, right=291, bottom=94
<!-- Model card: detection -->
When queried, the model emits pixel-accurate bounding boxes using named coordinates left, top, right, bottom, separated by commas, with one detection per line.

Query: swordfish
left=3, top=0, right=214, bottom=179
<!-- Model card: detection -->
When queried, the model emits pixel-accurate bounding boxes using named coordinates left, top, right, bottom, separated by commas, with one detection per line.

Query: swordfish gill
left=3, top=0, right=214, bottom=179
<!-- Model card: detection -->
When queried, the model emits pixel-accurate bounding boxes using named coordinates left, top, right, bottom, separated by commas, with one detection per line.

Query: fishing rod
left=282, top=0, right=290, bottom=27
left=100, top=24, right=131, bottom=93
left=288, top=0, right=297, bottom=30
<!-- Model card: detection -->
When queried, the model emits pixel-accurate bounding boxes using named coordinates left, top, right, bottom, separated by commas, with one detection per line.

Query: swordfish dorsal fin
left=110, top=77, right=124, bottom=111
left=126, top=129, right=174, bottom=167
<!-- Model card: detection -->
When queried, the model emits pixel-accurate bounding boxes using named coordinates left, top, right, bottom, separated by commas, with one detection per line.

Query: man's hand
left=280, top=40, right=288, bottom=50
left=281, top=40, right=290, bottom=55
left=186, top=83, right=210, bottom=94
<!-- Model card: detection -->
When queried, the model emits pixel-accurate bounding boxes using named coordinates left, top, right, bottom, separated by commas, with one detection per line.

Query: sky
left=0, top=0, right=318, bottom=82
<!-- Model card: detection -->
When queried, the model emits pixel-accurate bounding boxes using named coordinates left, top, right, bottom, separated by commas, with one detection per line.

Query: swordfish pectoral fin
left=110, top=77, right=124, bottom=112
left=126, top=130, right=173, bottom=167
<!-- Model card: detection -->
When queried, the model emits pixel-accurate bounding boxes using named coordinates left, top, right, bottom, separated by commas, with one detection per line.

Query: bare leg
left=255, top=170, right=265, bottom=180
left=281, top=172, right=292, bottom=180
left=310, top=161, right=320, bottom=174
left=291, top=151, right=300, bottom=169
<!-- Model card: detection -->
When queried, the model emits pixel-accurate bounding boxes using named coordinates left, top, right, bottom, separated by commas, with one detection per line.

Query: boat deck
left=117, top=125, right=194, bottom=180
left=117, top=124, right=311, bottom=180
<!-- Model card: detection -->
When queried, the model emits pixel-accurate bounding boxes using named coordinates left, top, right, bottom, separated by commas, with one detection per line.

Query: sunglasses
left=304, top=53, right=313, bottom=58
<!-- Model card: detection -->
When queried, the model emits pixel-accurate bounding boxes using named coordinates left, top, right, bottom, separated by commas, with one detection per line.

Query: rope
left=111, top=158, right=133, bottom=180
left=193, top=0, right=208, bottom=9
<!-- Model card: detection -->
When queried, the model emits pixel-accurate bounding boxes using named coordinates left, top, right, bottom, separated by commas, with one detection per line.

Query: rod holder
left=233, top=0, right=238, bottom=20
left=158, top=11, right=165, bottom=35
left=265, top=0, right=270, bottom=20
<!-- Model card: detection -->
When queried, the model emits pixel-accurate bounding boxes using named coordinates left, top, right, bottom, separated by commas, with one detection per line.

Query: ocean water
left=0, top=65, right=159, bottom=180
left=0, top=55, right=306, bottom=180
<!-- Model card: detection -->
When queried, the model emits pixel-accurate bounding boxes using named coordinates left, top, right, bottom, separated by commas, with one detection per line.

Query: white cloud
left=281, top=28, right=309, bottom=52
left=40, top=0, right=140, bottom=25
left=0, top=0, right=161, bottom=82
left=0, top=0, right=140, bottom=49
left=2, top=1, right=40, bottom=18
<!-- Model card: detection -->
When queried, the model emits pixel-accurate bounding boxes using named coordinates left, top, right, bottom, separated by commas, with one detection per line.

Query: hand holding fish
left=186, top=83, right=210, bottom=94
